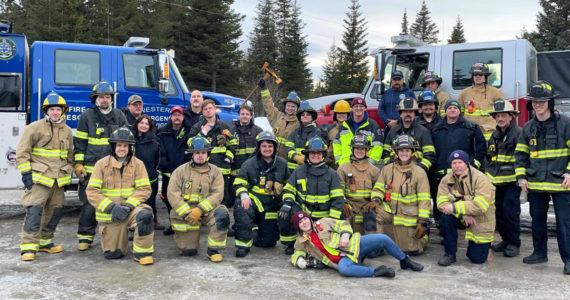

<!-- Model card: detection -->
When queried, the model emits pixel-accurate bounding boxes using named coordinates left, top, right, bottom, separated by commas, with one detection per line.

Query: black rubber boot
left=103, top=249, right=124, bottom=259
left=491, top=240, right=507, bottom=252
left=437, top=254, right=456, bottom=267
left=400, top=256, right=424, bottom=271
left=182, top=249, right=198, bottom=257
left=523, top=252, right=548, bottom=264
left=373, top=265, right=395, bottom=278
left=503, top=244, right=519, bottom=257
left=236, top=247, right=250, bottom=258
left=285, top=246, right=294, bottom=255
left=163, top=226, right=174, bottom=236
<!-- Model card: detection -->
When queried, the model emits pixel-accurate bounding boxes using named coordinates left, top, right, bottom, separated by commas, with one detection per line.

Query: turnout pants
left=20, top=183, right=65, bottom=253
left=440, top=214, right=490, bottom=264
left=77, top=175, right=97, bottom=244
left=377, top=208, right=427, bottom=253
left=98, top=204, right=154, bottom=257
left=234, top=198, right=279, bottom=249
left=147, top=179, right=159, bottom=222
left=170, top=205, right=229, bottom=252
left=495, top=184, right=521, bottom=247
left=528, top=192, right=570, bottom=263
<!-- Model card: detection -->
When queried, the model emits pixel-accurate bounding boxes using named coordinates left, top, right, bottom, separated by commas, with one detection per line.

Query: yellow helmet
left=333, top=100, right=351, bottom=113
left=42, top=91, right=69, bottom=114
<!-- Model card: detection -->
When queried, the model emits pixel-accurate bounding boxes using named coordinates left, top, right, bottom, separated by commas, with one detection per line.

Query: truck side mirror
left=157, top=50, right=169, bottom=95
left=161, top=95, right=168, bottom=105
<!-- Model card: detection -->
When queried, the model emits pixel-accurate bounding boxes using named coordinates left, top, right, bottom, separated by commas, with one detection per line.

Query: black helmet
left=350, top=134, right=371, bottom=149
left=257, top=131, right=277, bottom=145
left=528, top=81, right=558, bottom=100
left=469, top=62, right=491, bottom=76
left=109, top=127, right=135, bottom=144
left=417, top=89, right=438, bottom=108
left=296, top=101, right=318, bottom=122
left=302, top=136, right=327, bottom=154
left=186, top=136, right=212, bottom=154
left=392, top=134, right=418, bottom=150
left=420, top=71, right=442, bottom=87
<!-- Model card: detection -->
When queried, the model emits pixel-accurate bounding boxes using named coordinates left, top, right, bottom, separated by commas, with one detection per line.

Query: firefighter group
left=15, top=61, right=570, bottom=276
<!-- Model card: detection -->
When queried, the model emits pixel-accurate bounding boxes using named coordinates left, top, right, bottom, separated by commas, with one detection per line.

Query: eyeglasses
left=473, top=74, right=485, bottom=77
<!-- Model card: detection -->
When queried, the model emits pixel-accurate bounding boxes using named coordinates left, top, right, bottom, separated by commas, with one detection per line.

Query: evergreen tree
left=337, top=0, right=369, bottom=93
left=400, top=9, right=409, bottom=35
left=274, top=0, right=291, bottom=70
left=173, top=0, right=243, bottom=95
left=244, top=0, right=280, bottom=107
left=410, top=0, right=439, bottom=44
left=448, top=16, right=466, bottom=44
left=518, top=0, right=570, bottom=51
left=321, top=41, right=344, bottom=94
left=278, top=3, right=312, bottom=96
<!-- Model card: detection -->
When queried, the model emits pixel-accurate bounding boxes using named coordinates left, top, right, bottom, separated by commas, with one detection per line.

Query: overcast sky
left=231, top=0, right=541, bottom=81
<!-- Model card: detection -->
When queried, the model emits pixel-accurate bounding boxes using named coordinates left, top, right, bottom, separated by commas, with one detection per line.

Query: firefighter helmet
left=282, top=91, right=301, bottom=108
left=303, top=136, right=327, bottom=154
left=333, top=100, right=351, bottom=113
left=89, top=81, right=117, bottom=103
left=392, top=134, right=418, bottom=150
left=420, top=71, right=442, bottom=87
left=469, top=62, right=491, bottom=76
left=396, top=97, right=419, bottom=112
left=528, top=80, right=558, bottom=100
left=257, top=131, right=278, bottom=146
left=489, top=99, right=519, bottom=116
left=296, top=101, right=318, bottom=121
left=350, top=134, right=371, bottom=149
left=109, top=127, right=135, bottom=144
left=186, top=136, right=212, bottom=153
left=42, top=91, right=69, bottom=114
left=417, top=89, right=437, bottom=108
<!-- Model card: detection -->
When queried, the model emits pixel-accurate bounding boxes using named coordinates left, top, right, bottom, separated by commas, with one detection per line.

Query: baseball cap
left=128, top=95, right=143, bottom=105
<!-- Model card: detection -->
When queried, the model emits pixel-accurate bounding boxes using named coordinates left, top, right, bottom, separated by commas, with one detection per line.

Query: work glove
left=294, top=154, right=305, bottom=165
left=266, top=180, right=275, bottom=195
left=296, top=256, right=307, bottom=269
left=21, top=172, right=33, bottom=190
left=217, top=135, right=227, bottom=147
left=279, top=202, right=292, bottom=220
left=273, top=182, right=284, bottom=195
left=258, top=79, right=266, bottom=90
left=342, top=203, right=352, bottom=218
left=185, top=207, right=203, bottom=225
left=363, top=201, right=380, bottom=213
left=75, top=163, right=87, bottom=183
left=110, top=204, right=131, bottom=222
left=414, top=219, right=429, bottom=239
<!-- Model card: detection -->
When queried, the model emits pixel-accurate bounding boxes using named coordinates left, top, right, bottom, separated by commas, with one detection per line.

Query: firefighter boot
left=134, top=254, right=154, bottom=265
left=236, top=247, right=250, bottom=258
left=491, top=240, right=507, bottom=252
left=438, top=254, right=457, bottom=267
left=38, top=243, right=63, bottom=254
left=285, top=246, right=294, bottom=255
left=373, top=265, right=395, bottom=278
left=523, top=252, right=548, bottom=264
left=77, top=242, right=91, bottom=251
left=21, top=252, right=36, bottom=261
left=400, top=256, right=424, bottom=271
left=207, top=248, right=223, bottom=263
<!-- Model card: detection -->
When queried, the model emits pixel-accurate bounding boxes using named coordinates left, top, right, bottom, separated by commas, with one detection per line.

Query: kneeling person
left=233, top=131, right=290, bottom=257
left=290, top=211, right=423, bottom=278
left=436, top=150, right=496, bottom=266
left=371, top=135, right=431, bottom=256
left=167, top=136, right=230, bottom=262
left=86, top=127, right=154, bottom=265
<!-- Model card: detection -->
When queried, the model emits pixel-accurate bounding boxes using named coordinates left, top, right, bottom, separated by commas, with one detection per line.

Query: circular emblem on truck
left=0, top=38, right=17, bottom=60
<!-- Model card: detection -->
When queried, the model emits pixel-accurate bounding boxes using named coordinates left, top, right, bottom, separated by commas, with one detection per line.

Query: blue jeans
left=528, top=192, right=570, bottom=263
left=440, top=214, right=490, bottom=264
left=337, top=234, right=406, bottom=277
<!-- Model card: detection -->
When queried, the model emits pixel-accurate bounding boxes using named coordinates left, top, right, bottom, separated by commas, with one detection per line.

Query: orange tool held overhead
left=244, top=62, right=283, bottom=101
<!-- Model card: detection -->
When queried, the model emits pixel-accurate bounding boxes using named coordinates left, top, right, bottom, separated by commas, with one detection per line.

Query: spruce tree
left=519, top=0, right=570, bottom=51
left=173, top=0, right=243, bottom=95
left=448, top=16, right=466, bottom=44
left=400, top=9, right=409, bottom=35
left=337, top=0, right=369, bottom=93
left=321, top=41, right=344, bottom=94
left=410, top=0, right=439, bottom=44
left=278, top=3, right=312, bottom=96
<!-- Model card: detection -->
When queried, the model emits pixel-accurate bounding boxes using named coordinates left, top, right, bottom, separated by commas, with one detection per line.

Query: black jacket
left=229, top=120, right=263, bottom=175
left=188, top=116, right=237, bottom=175
left=183, top=107, right=203, bottom=130
left=74, top=107, right=128, bottom=172
left=382, top=119, right=436, bottom=171
left=134, top=131, right=161, bottom=181
left=157, top=120, right=192, bottom=176
left=415, top=114, right=442, bottom=131
left=121, top=108, right=137, bottom=126
left=432, top=116, right=486, bottom=174
left=486, top=121, right=521, bottom=186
